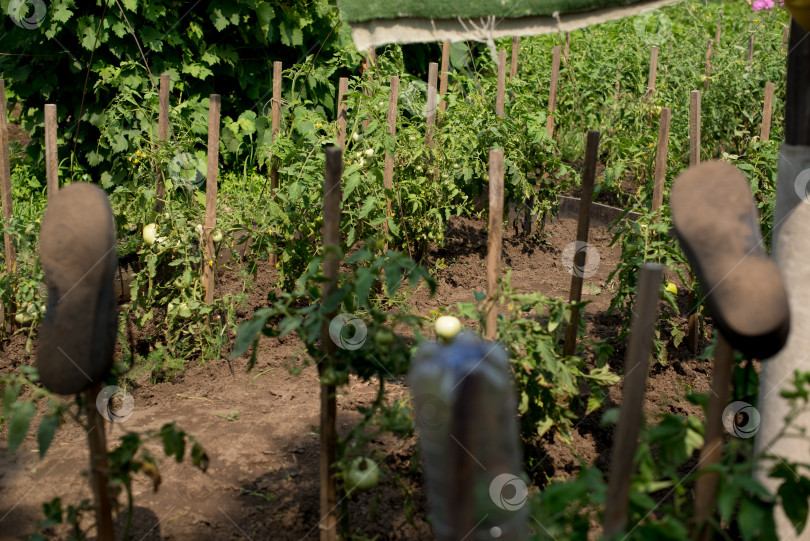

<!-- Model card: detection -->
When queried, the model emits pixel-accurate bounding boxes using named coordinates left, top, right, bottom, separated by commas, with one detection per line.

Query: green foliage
left=1, top=0, right=359, bottom=179
left=454, top=271, right=620, bottom=442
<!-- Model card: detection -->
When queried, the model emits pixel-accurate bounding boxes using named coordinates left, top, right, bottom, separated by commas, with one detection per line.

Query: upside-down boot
left=669, top=160, right=790, bottom=359
left=37, top=183, right=118, bottom=395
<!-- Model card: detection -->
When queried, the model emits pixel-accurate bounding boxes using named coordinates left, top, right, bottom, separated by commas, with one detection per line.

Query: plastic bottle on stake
left=409, top=330, right=528, bottom=540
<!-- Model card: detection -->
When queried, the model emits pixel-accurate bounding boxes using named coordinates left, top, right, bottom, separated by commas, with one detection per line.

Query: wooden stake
left=485, top=149, right=505, bottom=341
left=0, top=79, right=15, bottom=274
left=203, top=94, right=220, bottom=305
left=439, top=41, right=450, bottom=112
left=44, top=104, right=58, bottom=202
left=85, top=383, right=114, bottom=541
left=748, top=35, right=754, bottom=67
left=319, top=146, right=342, bottom=541
left=647, top=46, right=659, bottom=99
left=270, top=61, right=282, bottom=266
left=761, top=81, right=775, bottom=141
left=563, top=131, right=600, bottom=356
left=336, top=77, right=349, bottom=150
left=603, top=264, right=664, bottom=536
left=652, top=107, right=671, bottom=212
left=270, top=61, right=282, bottom=193
left=383, top=76, right=399, bottom=243
left=784, top=26, right=789, bottom=52
left=694, top=334, right=734, bottom=541
left=704, top=39, right=713, bottom=90
left=496, top=50, right=507, bottom=118
left=510, top=36, right=520, bottom=79
left=689, top=90, right=701, bottom=166
left=156, top=73, right=170, bottom=212
left=426, top=62, right=438, bottom=152
left=547, top=46, right=561, bottom=138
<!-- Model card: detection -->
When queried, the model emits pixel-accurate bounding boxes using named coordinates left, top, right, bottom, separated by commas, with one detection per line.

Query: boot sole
left=38, top=183, right=118, bottom=395
left=670, top=161, right=789, bottom=359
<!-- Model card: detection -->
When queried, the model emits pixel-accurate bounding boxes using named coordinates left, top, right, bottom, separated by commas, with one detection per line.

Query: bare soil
left=0, top=213, right=712, bottom=540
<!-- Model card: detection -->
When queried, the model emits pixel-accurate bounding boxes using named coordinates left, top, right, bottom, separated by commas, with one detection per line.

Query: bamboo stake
left=203, top=94, right=220, bottom=305
left=44, top=104, right=58, bottom=202
left=496, top=50, right=506, bottom=118
left=748, top=35, right=755, bottom=67
left=563, top=131, right=600, bottom=356
left=704, top=39, right=713, bottom=90
left=647, top=46, right=659, bottom=99
left=270, top=61, right=282, bottom=266
left=694, top=335, right=735, bottom=541
left=426, top=62, right=438, bottom=154
left=547, top=46, right=561, bottom=138
left=85, top=383, right=114, bottom=541
left=0, top=79, right=15, bottom=274
left=383, top=76, right=399, bottom=244
left=510, top=36, right=520, bottom=79
left=687, top=90, right=701, bottom=352
left=652, top=107, right=671, bottom=212
left=156, top=73, right=170, bottom=212
left=440, top=41, right=450, bottom=112
left=761, top=81, right=775, bottom=141
left=603, top=264, right=664, bottom=536
left=319, top=146, right=342, bottom=541
left=485, top=149, right=505, bottom=341
left=336, top=77, right=349, bottom=150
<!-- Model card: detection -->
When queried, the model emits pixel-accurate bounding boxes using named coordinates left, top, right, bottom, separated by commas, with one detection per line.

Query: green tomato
left=178, top=302, right=192, bottom=319
left=374, top=328, right=394, bottom=349
left=435, top=316, right=462, bottom=342
left=212, top=230, right=224, bottom=243
left=143, top=223, right=157, bottom=246
left=346, top=457, right=380, bottom=491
